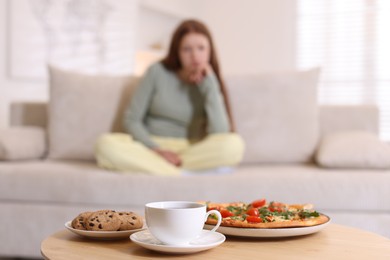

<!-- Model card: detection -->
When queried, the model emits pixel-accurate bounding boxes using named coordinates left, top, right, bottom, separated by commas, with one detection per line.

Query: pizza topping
left=220, top=209, right=235, bottom=218
left=298, top=210, right=320, bottom=218
left=246, top=208, right=260, bottom=216
left=251, top=199, right=266, bottom=208
left=226, top=205, right=246, bottom=215
left=268, top=201, right=287, bottom=213
left=230, top=215, right=247, bottom=221
left=246, top=216, right=263, bottom=223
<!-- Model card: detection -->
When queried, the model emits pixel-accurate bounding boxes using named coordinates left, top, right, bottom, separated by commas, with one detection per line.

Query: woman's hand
left=152, top=148, right=182, bottom=167
left=181, top=64, right=213, bottom=85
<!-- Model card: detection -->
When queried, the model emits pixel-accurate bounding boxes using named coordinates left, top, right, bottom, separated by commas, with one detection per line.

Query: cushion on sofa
left=316, top=131, right=390, bottom=169
left=48, top=66, right=139, bottom=160
left=227, top=68, right=320, bottom=163
left=0, top=127, right=46, bottom=160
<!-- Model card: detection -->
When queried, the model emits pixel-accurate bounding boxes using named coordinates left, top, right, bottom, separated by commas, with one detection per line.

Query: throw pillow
left=0, top=127, right=46, bottom=160
left=316, top=131, right=390, bottom=169
left=227, top=68, right=320, bottom=163
left=48, top=66, right=139, bottom=160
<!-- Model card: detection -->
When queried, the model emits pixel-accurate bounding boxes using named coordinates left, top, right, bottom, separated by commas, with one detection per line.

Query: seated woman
left=95, top=19, right=245, bottom=176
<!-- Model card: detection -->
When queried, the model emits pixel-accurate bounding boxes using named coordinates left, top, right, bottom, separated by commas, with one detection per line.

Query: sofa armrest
left=0, top=127, right=47, bottom=161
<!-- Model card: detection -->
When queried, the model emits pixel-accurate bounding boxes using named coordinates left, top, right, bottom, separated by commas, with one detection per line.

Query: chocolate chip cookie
left=117, top=212, right=143, bottom=231
left=71, top=211, right=93, bottom=230
left=85, top=210, right=121, bottom=231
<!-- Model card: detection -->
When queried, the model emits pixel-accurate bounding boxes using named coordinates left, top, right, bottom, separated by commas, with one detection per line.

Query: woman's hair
left=161, top=19, right=235, bottom=132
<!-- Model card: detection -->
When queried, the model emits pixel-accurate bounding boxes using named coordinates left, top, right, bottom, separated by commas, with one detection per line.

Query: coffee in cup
left=145, top=201, right=222, bottom=245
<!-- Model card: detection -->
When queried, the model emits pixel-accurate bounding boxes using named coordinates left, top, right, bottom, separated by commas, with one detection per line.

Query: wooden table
left=41, top=224, right=390, bottom=259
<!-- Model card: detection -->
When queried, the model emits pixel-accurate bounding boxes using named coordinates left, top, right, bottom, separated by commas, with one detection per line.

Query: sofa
left=1, top=67, right=390, bottom=259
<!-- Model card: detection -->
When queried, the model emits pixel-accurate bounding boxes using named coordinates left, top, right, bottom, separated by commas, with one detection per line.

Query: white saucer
left=130, top=229, right=225, bottom=254
left=65, top=221, right=145, bottom=240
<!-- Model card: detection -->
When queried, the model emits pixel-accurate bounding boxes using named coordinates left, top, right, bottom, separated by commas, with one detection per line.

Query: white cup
left=145, top=201, right=222, bottom=245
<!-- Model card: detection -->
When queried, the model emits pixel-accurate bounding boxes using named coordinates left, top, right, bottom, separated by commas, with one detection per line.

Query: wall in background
left=137, top=0, right=297, bottom=75
left=0, top=0, right=297, bottom=128
left=195, top=0, right=297, bottom=75
left=0, top=0, right=48, bottom=129
left=9, top=0, right=138, bottom=79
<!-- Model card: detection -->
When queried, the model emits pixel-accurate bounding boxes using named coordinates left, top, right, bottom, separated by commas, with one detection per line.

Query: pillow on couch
left=227, top=68, right=320, bottom=163
left=0, top=127, right=46, bottom=160
left=316, top=131, right=390, bottom=169
left=48, top=66, right=139, bottom=160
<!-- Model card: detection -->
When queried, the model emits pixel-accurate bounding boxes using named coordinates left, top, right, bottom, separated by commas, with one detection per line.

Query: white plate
left=204, top=218, right=331, bottom=238
left=65, top=221, right=145, bottom=240
left=130, top=229, right=225, bottom=254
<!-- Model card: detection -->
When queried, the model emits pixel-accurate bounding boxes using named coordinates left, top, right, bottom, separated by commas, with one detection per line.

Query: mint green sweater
left=124, top=62, right=230, bottom=148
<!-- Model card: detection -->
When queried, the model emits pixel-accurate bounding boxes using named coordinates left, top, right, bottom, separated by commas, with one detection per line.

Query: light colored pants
left=94, top=133, right=245, bottom=176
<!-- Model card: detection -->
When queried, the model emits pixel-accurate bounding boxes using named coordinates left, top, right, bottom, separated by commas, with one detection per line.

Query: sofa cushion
left=1, top=161, right=390, bottom=212
left=227, top=68, right=320, bottom=163
left=0, top=127, right=46, bottom=161
left=316, top=131, right=390, bottom=169
left=48, top=66, right=139, bottom=160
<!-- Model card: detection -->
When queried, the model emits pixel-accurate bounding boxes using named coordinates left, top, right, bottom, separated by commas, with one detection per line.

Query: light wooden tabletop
left=41, top=224, right=390, bottom=259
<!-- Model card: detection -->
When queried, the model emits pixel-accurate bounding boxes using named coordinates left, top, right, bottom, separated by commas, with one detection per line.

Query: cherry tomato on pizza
left=251, top=199, right=266, bottom=208
left=246, top=208, right=259, bottom=216
left=246, top=216, right=263, bottom=223
left=220, top=209, right=234, bottom=218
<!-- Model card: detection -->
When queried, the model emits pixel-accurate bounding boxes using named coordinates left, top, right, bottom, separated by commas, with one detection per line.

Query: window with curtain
left=297, top=0, right=390, bottom=140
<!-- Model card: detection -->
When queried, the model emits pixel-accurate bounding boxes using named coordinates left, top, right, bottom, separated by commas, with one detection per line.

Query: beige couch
left=1, top=67, right=390, bottom=258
